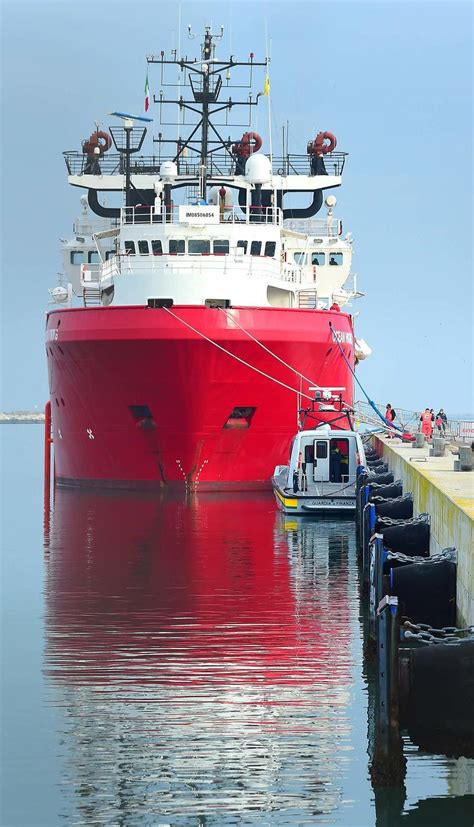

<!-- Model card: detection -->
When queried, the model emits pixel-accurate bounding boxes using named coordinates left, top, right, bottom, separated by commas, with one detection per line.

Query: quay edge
left=372, top=435, right=474, bottom=627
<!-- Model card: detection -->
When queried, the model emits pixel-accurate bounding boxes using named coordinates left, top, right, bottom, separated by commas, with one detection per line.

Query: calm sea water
left=1, top=425, right=473, bottom=826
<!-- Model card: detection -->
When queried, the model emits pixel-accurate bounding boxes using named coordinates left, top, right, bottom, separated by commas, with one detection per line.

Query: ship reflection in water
left=44, top=490, right=362, bottom=823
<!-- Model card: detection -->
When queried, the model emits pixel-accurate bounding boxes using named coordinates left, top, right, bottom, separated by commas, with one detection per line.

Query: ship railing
left=354, top=401, right=469, bottom=440
left=80, top=263, right=101, bottom=285
left=283, top=218, right=343, bottom=237
left=121, top=205, right=283, bottom=227
left=97, top=251, right=301, bottom=284
left=73, top=217, right=119, bottom=236
left=63, top=151, right=347, bottom=178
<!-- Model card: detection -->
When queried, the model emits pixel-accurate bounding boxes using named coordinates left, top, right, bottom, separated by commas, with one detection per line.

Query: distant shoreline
left=0, top=413, right=45, bottom=424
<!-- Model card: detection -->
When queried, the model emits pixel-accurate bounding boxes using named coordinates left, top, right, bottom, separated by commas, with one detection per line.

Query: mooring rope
left=329, top=322, right=403, bottom=432
left=218, top=307, right=321, bottom=389
left=162, top=307, right=315, bottom=401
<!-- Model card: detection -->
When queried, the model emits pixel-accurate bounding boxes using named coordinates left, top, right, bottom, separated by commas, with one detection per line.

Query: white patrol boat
left=272, top=391, right=366, bottom=515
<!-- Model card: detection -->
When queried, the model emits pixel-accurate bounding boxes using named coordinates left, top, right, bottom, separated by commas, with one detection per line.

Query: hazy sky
left=0, top=0, right=472, bottom=414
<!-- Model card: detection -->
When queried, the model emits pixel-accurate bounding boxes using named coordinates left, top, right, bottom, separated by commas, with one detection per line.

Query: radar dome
left=245, top=153, right=272, bottom=184
left=325, top=195, right=337, bottom=208
left=160, top=160, right=178, bottom=180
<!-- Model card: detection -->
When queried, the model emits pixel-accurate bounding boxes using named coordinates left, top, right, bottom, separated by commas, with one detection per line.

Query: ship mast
left=147, top=26, right=267, bottom=200
left=199, top=28, right=213, bottom=192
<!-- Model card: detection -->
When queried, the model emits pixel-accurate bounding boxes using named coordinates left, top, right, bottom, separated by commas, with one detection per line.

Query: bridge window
left=151, top=240, right=163, bottom=255
left=87, top=251, right=100, bottom=264
left=189, top=239, right=210, bottom=255
left=138, top=240, right=149, bottom=255
left=311, top=252, right=325, bottom=266
left=124, top=241, right=136, bottom=255
left=105, top=250, right=114, bottom=261
left=329, top=253, right=343, bottom=266
left=237, top=240, right=248, bottom=254
left=294, top=251, right=306, bottom=265
left=264, top=241, right=276, bottom=257
left=169, top=239, right=185, bottom=255
left=213, top=239, right=229, bottom=254
left=70, top=250, right=85, bottom=265
left=250, top=241, right=262, bottom=256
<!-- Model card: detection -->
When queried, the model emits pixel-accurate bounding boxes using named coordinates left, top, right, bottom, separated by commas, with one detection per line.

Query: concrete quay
left=373, top=435, right=474, bottom=627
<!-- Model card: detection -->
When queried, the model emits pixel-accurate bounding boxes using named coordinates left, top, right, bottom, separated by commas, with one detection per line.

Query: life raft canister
left=82, top=130, right=112, bottom=158
left=307, top=131, right=337, bottom=156
left=231, top=131, right=263, bottom=158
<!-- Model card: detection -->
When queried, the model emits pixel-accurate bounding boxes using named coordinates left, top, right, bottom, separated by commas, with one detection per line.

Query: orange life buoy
left=307, top=131, right=337, bottom=156
left=232, top=131, right=263, bottom=158
left=82, top=130, right=112, bottom=158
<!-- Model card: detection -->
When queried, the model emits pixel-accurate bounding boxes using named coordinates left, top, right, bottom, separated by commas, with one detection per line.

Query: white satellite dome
left=245, top=153, right=272, bottom=184
left=160, top=160, right=178, bottom=181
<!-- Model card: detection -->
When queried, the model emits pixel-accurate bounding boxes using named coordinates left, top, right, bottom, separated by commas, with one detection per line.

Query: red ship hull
left=45, top=305, right=355, bottom=489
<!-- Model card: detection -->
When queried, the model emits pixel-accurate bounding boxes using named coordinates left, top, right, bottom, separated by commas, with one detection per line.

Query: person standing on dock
left=420, top=407, right=433, bottom=439
left=385, top=404, right=397, bottom=437
left=436, top=409, right=447, bottom=434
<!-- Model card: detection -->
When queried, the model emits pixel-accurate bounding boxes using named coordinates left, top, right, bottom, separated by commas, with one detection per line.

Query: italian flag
left=144, top=70, right=150, bottom=112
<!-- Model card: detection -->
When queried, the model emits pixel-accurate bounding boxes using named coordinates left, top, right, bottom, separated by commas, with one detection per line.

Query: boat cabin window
left=250, top=241, right=262, bottom=256
left=189, top=239, right=210, bottom=255
left=124, top=241, right=136, bottom=255
left=329, top=253, right=343, bottom=266
left=105, top=250, right=114, bottom=261
left=151, top=240, right=163, bottom=255
left=213, top=239, right=229, bottom=254
left=264, top=241, right=276, bottom=257
left=138, top=240, right=149, bottom=255
left=293, top=251, right=306, bottom=265
left=237, top=240, right=248, bottom=254
left=87, top=251, right=100, bottom=264
left=311, top=252, right=325, bottom=266
left=70, top=250, right=85, bottom=265
left=169, top=239, right=185, bottom=255
left=330, top=438, right=350, bottom=482
left=316, top=441, right=328, bottom=459
left=304, top=444, right=314, bottom=464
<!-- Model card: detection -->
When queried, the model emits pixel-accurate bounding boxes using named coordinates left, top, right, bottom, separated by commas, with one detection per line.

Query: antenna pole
left=200, top=28, right=212, bottom=199
left=124, top=121, right=132, bottom=207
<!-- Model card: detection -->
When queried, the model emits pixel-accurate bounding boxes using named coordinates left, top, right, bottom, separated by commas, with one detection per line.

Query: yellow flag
left=263, top=74, right=270, bottom=96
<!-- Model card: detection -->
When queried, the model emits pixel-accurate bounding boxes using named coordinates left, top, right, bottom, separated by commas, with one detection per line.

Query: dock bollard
left=430, top=437, right=445, bottom=457
left=414, top=432, right=424, bottom=448
left=459, top=446, right=473, bottom=471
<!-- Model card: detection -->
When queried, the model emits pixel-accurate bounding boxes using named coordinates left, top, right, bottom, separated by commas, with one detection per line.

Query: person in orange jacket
left=420, top=408, right=433, bottom=439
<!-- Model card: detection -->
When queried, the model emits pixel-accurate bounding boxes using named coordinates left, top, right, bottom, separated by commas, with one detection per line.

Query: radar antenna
left=147, top=27, right=268, bottom=199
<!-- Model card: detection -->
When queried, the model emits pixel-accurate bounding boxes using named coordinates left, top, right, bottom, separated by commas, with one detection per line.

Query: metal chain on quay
left=384, top=547, right=456, bottom=567
left=402, top=620, right=474, bottom=646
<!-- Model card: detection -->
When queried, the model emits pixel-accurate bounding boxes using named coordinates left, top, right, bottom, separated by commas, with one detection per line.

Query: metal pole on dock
left=371, top=595, right=406, bottom=786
